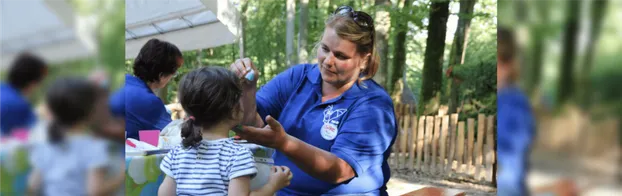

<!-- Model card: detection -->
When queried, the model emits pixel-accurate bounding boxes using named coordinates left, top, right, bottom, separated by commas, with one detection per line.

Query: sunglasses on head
left=333, top=6, right=375, bottom=32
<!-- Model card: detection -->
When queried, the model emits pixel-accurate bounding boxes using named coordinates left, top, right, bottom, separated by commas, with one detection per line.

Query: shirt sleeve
left=256, top=64, right=308, bottom=122
left=128, top=94, right=172, bottom=131
left=29, top=144, right=44, bottom=170
left=86, top=140, right=109, bottom=169
left=228, top=147, right=257, bottom=180
left=330, top=94, right=397, bottom=177
left=160, top=147, right=176, bottom=178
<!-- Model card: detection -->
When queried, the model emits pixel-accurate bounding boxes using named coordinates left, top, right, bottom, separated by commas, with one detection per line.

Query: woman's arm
left=280, top=135, right=355, bottom=184
left=158, top=175, right=177, bottom=196
left=26, top=169, right=41, bottom=196
left=238, top=116, right=355, bottom=184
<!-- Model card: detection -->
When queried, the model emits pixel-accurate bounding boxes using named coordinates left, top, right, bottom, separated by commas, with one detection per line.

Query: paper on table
left=139, top=130, right=160, bottom=147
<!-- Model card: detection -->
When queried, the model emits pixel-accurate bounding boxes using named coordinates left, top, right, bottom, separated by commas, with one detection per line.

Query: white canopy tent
left=0, top=0, right=94, bottom=71
left=125, top=0, right=240, bottom=59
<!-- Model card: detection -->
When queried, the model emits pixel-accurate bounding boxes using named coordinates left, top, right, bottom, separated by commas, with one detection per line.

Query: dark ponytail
left=181, top=117, right=202, bottom=148
left=48, top=121, right=64, bottom=144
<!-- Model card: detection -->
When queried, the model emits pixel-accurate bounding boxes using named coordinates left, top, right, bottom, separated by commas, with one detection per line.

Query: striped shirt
left=160, top=138, right=257, bottom=195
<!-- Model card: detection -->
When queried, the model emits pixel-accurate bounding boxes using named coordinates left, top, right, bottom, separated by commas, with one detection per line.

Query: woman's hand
left=230, top=58, right=259, bottom=90
left=235, top=115, right=290, bottom=150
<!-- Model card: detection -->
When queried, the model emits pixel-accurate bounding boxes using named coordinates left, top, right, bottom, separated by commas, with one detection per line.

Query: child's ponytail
left=181, top=116, right=202, bottom=148
left=48, top=121, right=64, bottom=144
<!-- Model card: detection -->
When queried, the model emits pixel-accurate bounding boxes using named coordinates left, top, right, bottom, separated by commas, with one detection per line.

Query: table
left=125, top=145, right=275, bottom=196
left=0, top=143, right=30, bottom=196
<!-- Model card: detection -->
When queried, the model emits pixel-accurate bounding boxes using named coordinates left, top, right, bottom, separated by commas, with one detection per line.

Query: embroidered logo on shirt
left=321, top=105, right=347, bottom=140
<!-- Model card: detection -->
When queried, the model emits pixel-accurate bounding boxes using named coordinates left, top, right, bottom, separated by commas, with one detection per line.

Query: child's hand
left=268, top=166, right=293, bottom=190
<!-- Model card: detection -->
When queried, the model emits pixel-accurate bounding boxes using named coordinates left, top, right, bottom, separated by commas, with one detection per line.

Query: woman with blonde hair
left=231, top=6, right=397, bottom=196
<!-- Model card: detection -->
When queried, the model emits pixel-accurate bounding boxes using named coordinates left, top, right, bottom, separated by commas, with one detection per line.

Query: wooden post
left=447, top=114, right=459, bottom=175
left=486, top=116, right=496, bottom=183
left=475, top=114, right=486, bottom=181
left=467, top=118, right=475, bottom=176
left=400, top=105, right=410, bottom=169
left=432, top=116, right=441, bottom=174
left=416, top=116, right=425, bottom=170
left=409, top=114, right=418, bottom=170
left=424, top=116, right=434, bottom=173
left=440, top=115, right=449, bottom=176
left=391, top=103, right=401, bottom=167
left=456, top=121, right=465, bottom=174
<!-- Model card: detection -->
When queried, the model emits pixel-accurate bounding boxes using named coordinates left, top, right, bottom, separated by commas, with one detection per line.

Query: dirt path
left=387, top=175, right=496, bottom=196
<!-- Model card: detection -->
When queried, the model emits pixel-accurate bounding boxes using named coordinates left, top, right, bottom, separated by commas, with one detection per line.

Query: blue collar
left=125, top=74, right=154, bottom=94
left=306, top=64, right=364, bottom=102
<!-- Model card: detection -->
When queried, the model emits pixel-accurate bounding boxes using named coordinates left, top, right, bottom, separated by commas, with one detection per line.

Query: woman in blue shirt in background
left=0, top=53, right=48, bottom=136
left=109, top=39, right=183, bottom=139
left=231, top=6, right=397, bottom=196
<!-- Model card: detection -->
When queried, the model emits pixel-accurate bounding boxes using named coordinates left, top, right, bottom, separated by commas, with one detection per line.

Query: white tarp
left=125, top=0, right=239, bottom=59
left=0, top=0, right=93, bottom=70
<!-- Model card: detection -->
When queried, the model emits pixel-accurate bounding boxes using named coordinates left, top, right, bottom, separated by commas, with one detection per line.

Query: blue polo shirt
left=497, top=85, right=535, bottom=196
left=113, top=74, right=171, bottom=140
left=256, top=64, right=397, bottom=196
left=0, top=83, right=36, bottom=136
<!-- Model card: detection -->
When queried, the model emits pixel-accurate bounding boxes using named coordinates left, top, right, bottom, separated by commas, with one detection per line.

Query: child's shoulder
left=220, top=139, right=250, bottom=152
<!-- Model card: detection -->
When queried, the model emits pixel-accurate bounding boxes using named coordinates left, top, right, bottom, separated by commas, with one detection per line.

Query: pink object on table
left=11, top=129, right=29, bottom=142
left=139, top=130, right=160, bottom=147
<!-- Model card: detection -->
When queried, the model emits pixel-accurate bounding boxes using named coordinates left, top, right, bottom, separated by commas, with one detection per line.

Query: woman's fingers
left=230, top=62, right=243, bottom=77
left=265, top=115, right=283, bottom=132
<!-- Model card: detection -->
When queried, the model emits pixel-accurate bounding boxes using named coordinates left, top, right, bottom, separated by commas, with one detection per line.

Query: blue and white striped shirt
left=160, top=138, right=257, bottom=195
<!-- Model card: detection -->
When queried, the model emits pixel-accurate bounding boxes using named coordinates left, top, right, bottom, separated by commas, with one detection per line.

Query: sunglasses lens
left=335, top=6, right=353, bottom=15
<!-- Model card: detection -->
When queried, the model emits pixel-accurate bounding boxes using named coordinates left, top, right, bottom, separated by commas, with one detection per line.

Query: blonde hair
left=315, top=14, right=379, bottom=82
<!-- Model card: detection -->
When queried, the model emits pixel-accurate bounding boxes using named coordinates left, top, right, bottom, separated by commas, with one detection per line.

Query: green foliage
left=451, top=29, right=497, bottom=120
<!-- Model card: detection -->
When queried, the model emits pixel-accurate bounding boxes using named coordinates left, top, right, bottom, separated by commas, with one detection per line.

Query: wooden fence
left=390, top=103, right=497, bottom=184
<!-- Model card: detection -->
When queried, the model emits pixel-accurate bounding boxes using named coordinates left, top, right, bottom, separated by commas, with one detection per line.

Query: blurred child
left=497, top=27, right=536, bottom=196
left=158, top=66, right=292, bottom=196
left=26, top=77, right=125, bottom=196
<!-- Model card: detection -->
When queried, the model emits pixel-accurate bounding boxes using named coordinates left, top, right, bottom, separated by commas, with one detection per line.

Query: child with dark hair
left=497, top=27, right=536, bottom=196
left=27, top=77, right=125, bottom=196
left=0, top=52, right=48, bottom=136
left=158, top=66, right=292, bottom=196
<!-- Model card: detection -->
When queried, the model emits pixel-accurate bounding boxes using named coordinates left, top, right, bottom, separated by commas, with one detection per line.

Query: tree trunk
left=557, top=0, right=579, bottom=106
left=447, top=0, right=476, bottom=114
left=298, top=0, right=310, bottom=63
left=239, top=0, right=248, bottom=58
left=579, top=0, right=607, bottom=109
left=388, top=0, right=411, bottom=95
left=526, top=0, right=548, bottom=97
left=372, top=0, right=391, bottom=89
left=418, top=0, right=450, bottom=115
left=286, top=0, right=297, bottom=66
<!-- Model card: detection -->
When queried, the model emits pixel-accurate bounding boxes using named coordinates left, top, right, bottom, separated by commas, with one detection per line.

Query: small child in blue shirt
left=158, top=66, right=292, bottom=196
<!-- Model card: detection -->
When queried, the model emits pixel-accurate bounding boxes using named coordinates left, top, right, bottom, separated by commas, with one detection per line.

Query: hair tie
left=188, top=116, right=195, bottom=121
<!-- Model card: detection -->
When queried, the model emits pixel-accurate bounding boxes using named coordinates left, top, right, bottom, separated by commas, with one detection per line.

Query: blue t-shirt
left=115, top=74, right=171, bottom=140
left=256, top=64, right=397, bottom=196
left=497, top=85, right=535, bottom=196
left=0, top=83, right=36, bottom=135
